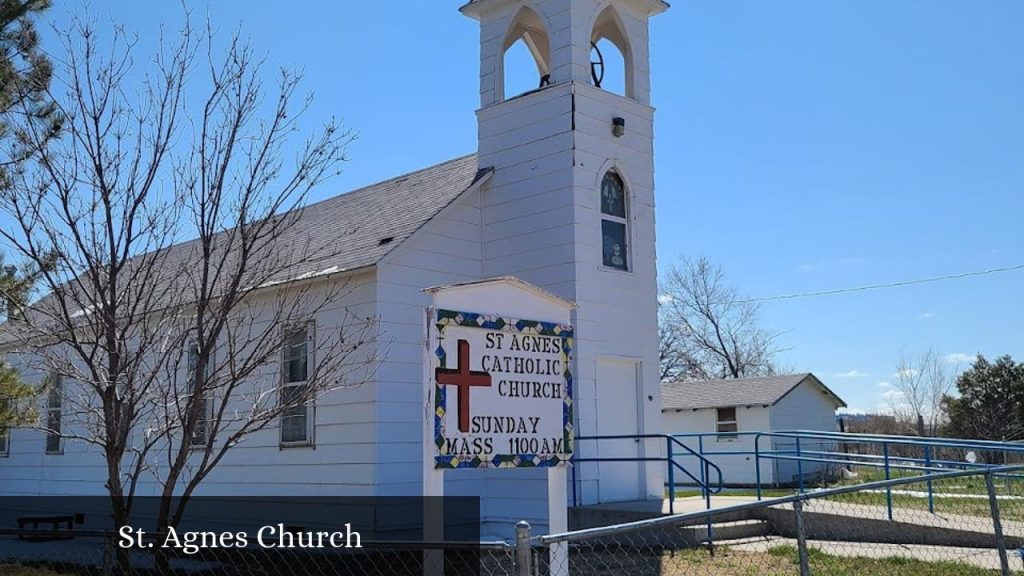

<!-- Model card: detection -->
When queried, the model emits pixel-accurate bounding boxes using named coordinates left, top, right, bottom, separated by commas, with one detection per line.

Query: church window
left=600, top=171, right=629, bottom=271
left=45, top=373, right=63, bottom=454
left=0, top=400, right=9, bottom=456
left=186, top=341, right=215, bottom=447
left=281, top=322, right=314, bottom=446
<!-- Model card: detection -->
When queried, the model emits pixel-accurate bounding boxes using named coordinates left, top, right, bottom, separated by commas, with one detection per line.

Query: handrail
left=573, top=433, right=724, bottom=514
left=669, top=429, right=1024, bottom=520
left=668, top=434, right=725, bottom=493
left=673, top=430, right=1024, bottom=454
left=770, top=430, right=1024, bottom=451
left=538, top=464, right=1024, bottom=545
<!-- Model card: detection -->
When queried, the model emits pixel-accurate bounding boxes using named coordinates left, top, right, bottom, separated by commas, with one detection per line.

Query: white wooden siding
left=0, top=271, right=381, bottom=497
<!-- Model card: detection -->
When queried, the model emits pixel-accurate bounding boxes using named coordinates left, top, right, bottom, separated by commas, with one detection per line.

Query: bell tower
left=462, top=0, right=668, bottom=507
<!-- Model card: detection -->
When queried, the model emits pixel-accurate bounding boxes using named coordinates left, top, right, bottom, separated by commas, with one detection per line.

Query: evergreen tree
left=0, top=255, right=37, bottom=428
left=942, top=355, right=1024, bottom=446
left=0, top=0, right=56, bottom=429
left=0, top=0, right=58, bottom=169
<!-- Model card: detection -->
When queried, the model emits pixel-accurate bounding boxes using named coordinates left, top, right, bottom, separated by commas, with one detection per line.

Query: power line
left=740, top=263, right=1024, bottom=303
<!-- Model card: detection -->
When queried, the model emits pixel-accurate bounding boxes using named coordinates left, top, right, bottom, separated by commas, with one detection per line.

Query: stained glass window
left=600, top=172, right=629, bottom=271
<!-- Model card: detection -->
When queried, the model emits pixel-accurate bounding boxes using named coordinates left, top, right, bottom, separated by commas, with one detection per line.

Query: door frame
left=595, top=354, right=645, bottom=502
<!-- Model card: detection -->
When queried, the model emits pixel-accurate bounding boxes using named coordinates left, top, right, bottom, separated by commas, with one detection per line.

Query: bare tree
left=659, top=256, right=782, bottom=381
left=889, top=348, right=956, bottom=436
left=0, top=12, right=376, bottom=566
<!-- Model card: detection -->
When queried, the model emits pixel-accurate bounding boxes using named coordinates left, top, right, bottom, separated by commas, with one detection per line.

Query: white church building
left=0, top=0, right=670, bottom=534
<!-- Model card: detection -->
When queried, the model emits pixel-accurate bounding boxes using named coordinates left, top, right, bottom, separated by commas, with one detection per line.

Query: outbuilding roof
left=661, top=373, right=847, bottom=411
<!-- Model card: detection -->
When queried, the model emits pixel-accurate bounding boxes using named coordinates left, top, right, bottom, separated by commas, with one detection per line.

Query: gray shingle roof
left=274, top=153, right=485, bottom=278
left=0, top=154, right=485, bottom=340
left=159, top=153, right=486, bottom=288
left=661, top=373, right=846, bottom=411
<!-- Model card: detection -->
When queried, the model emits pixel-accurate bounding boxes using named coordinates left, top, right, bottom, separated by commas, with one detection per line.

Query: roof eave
left=424, top=275, right=577, bottom=310
left=375, top=166, right=493, bottom=268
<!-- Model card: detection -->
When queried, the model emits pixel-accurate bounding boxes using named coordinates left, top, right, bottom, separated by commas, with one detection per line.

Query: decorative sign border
left=433, top=308, right=574, bottom=469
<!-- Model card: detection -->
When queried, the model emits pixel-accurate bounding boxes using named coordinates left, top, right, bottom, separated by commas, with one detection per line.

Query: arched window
left=501, top=7, right=552, bottom=101
left=600, top=171, right=629, bottom=271
left=591, top=6, right=633, bottom=99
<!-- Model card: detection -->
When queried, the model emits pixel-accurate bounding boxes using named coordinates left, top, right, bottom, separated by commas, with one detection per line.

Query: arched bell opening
left=590, top=5, right=634, bottom=99
left=500, top=6, right=552, bottom=101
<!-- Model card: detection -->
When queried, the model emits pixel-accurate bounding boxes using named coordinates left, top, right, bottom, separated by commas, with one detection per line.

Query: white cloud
left=797, top=264, right=815, bottom=271
left=882, top=389, right=905, bottom=401
left=894, top=368, right=919, bottom=379
left=919, top=312, right=937, bottom=319
left=875, top=381, right=893, bottom=388
left=657, top=293, right=674, bottom=305
left=838, top=407, right=867, bottom=415
left=833, top=369, right=868, bottom=378
left=945, top=353, right=974, bottom=364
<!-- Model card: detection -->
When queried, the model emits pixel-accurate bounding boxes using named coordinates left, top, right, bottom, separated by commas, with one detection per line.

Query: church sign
left=432, top=308, right=574, bottom=469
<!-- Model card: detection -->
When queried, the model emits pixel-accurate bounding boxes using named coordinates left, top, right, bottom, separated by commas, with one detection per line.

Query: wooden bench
left=16, top=514, right=82, bottom=541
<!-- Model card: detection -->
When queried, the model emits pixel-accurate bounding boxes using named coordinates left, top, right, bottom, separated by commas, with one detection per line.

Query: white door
left=596, top=357, right=643, bottom=502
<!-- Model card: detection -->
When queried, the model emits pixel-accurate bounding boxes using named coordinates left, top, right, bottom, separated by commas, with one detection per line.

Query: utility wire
left=740, top=263, right=1024, bottom=303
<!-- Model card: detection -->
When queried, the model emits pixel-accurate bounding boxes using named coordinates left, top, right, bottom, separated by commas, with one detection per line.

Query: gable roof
left=424, top=276, right=576, bottom=310
left=147, top=154, right=487, bottom=289
left=1, top=155, right=486, bottom=338
left=661, top=373, right=847, bottom=411
left=256, top=153, right=486, bottom=282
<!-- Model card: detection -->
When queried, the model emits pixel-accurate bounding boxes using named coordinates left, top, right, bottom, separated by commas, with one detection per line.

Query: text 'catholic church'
left=0, top=0, right=670, bottom=536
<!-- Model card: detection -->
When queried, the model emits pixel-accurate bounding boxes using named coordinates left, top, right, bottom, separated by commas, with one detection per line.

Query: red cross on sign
left=436, top=339, right=492, bottom=433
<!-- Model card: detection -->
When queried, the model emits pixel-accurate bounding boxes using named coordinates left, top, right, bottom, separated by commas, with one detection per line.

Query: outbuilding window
left=600, top=171, right=629, bottom=271
left=716, top=407, right=738, bottom=440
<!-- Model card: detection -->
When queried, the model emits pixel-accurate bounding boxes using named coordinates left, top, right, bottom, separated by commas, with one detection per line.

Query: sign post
left=424, top=278, right=575, bottom=576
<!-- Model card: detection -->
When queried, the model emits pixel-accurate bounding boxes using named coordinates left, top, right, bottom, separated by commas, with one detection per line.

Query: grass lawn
left=670, top=488, right=795, bottom=499
left=652, top=545, right=999, bottom=576
left=1, top=546, right=1001, bottom=576
left=671, top=466, right=1024, bottom=522
left=825, top=489, right=1024, bottom=521
left=823, top=466, right=1024, bottom=521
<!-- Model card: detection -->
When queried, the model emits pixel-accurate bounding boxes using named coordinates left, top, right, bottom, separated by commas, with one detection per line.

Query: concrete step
left=569, top=499, right=753, bottom=531
left=699, top=519, right=772, bottom=543
left=621, top=519, right=772, bottom=549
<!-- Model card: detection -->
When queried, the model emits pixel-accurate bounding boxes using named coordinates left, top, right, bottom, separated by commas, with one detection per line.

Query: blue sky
left=29, top=1, right=1024, bottom=413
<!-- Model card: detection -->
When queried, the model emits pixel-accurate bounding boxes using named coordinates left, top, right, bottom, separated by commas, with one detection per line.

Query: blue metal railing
left=668, top=429, right=1024, bottom=520
left=571, top=433, right=724, bottom=515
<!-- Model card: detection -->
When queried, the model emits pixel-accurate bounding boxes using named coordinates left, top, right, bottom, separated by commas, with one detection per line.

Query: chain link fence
left=530, top=465, right=1024, bottom=576
left=3, top=466, right=1024, bottom=575
left=0, top=530, right=517, bottom=575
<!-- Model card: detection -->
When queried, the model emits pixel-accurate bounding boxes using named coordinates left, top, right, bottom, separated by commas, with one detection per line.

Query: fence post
left=667, top=436, right=675, bottom=515
left=985, top=473, right=1011, bottom=576
left=515, top=521, right=533, bottom=576
left=755, top=435, right=762, bottom=501
left=883, top=442, right=893, bottom=521
left=924, top=445, right=934, bottom=514
left=698, top=435, right=707, bottom=500
left=793, top=499, right=811, bottom=576
left=796, top=437, right=804, bottom=495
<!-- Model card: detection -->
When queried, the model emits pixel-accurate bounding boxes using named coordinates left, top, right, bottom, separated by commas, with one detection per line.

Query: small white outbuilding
left=661, top=373, right=847, bottom=487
